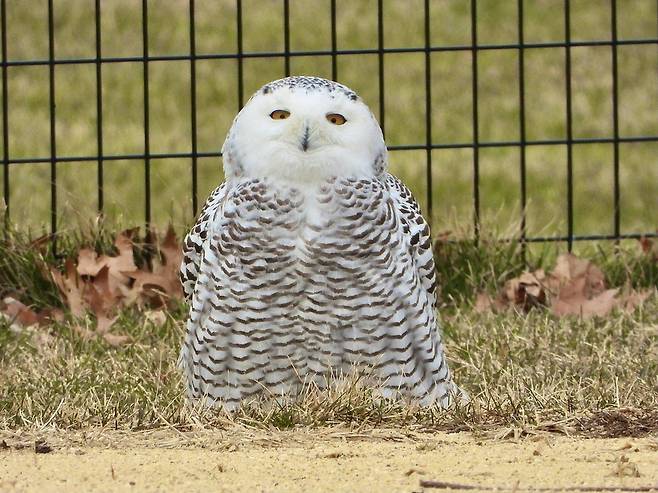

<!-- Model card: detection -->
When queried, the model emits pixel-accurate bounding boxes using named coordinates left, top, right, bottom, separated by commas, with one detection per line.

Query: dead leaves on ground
left=0, top=296, right=63, bottom=329
left=476, top=251, right=655, bottom=319
left=2, top=229, right=656, bottom=339
left=1, top=227, right=182, bottom=346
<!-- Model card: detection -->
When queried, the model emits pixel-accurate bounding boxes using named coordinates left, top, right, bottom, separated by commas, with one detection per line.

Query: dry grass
left=0, top=1, right=656, bottom=440
left=1, top=283, right=656, bottom=436
left=1, top=221, right=656, bottom=436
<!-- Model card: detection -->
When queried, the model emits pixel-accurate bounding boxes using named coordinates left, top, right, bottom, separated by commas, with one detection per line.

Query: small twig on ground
left=419, top=480, right=658, bottom=492
left=33, top=440, right=52, bottom=454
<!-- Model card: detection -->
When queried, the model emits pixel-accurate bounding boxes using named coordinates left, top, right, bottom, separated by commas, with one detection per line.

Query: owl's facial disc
left=222, top=77, right=387, bottom=183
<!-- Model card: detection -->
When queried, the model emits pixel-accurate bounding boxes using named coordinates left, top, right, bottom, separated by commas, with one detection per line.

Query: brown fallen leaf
left=72, top=323, right=96, bottom=340
left=77, top=231, right=138, bottom=297
left=38, top=307, right=65, bottom=325
left=77, top=230, right=137, bottom=275
left=150, top=225, right=184, bottom=299
left=160, top=225, right=183, bottom=267
left=96, top=314, right=119, bottom=335
left=144, top=310, right=167, bottom=326
left=621, top=289, right=653, bottom=312
left=102, top=332, right=131, bottom=347
left=49, top=258, right=86, bottom=318
left=552, top=288, right=619, bottom=319
left=120, top=226, right=183, bottom=306
left=474, top=292, right=507, bottom=313
left=475, top=292, right=494, bottom=313
left=473, top=252, right=653, bottom=319
left=86, top=267, right=109, bottom=312
left=549, top=253, right=606, bottom=297
left=504, top=271, right=547, bottom=312
left=76, top=248, right=103, bottom=277
left=1, top=297, right=40, bottom=326
left=42, top=226, right=184, bottom=330
left=123, top=270, right=178, bottom=307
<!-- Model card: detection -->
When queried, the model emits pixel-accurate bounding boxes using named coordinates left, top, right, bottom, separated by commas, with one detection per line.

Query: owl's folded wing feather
left=385, top=173, right=438, bottom=306
left=179, top=182, right=229, bottom=303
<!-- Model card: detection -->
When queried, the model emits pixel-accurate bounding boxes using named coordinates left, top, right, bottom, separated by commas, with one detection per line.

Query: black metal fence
left=1, top=0, right=657, bottom=251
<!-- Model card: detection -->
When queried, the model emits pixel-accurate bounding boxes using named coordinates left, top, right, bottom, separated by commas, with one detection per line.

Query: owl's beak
left=300, top=124, right=310, bottom=152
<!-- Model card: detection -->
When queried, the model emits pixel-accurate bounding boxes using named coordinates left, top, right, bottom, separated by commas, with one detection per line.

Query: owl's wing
left=179, top=182, right=229, bottom=303
left=385, top=173, right=438, bottom=306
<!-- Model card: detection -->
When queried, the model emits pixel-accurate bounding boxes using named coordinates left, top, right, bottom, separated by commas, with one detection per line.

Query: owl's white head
left=221, top=76, right=387, bottom=184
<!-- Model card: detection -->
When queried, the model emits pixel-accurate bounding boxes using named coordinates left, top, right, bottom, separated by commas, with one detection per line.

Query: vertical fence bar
left=1, top=0, right=8, bottom=230
left=610, top=0, right=620, bottom=242
left=377, top=0, right=385, bottom=137
left=330, top=0, right=337, bottom=81
left=283, top=0, right=290, bottom=77
left=236, top=0, right=243, bottom=110
left=94, top=0, right=104, bottom=215
left=189, top=0, right=198, bottom=215
left=424, top=0, right=433, bottom=220
left=564, top=0, right=574, bottom=251
left=142, top=0, right=151, bottom=227
left=517, top=0, right=527, bottom=258
left=470, top=0, right=480, bottom=241
left=47, top=0, right=57, bottom=244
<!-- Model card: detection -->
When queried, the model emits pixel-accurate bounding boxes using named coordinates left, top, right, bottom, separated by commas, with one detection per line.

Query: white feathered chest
left=179, top=174, right=455, bottom=409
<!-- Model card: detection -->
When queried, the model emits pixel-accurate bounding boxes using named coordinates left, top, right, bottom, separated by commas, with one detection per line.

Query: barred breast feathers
left=179, top=182, right=229, bottom=303
left=179, top=174, right=457, bottom=410
left=385, top=174, right=438, bottom=305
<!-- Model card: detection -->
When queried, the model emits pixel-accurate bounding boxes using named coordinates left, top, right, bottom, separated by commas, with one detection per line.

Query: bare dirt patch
left=1, top=429, right=657, bottom=492
left=576, top=409, right=658, bottom=438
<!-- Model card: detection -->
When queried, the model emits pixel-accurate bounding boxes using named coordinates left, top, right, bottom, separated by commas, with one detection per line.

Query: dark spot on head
left=258, top=76, right=360, bottom=102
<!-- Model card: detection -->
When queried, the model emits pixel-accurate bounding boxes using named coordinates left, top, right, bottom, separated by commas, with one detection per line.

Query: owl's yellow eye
left=326, top=113, right=346, bottom=125
left=270, top=110, right=290, bottom=120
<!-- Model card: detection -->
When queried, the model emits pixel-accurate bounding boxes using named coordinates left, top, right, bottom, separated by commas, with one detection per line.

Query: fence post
left=189, top=0, right=198, bottom=216
left=95, top=0, right=104, bottom=216
left=564, top=0, right=574, bottom=253
left=1, top=0, right=9, bottom=234
left=517, top=0, right=527, bottom=261
left=470, top=0, right=480, bottom=243
left=48, top=0, right=57, bottom=251
left=142, top=0, right=151, bottom=231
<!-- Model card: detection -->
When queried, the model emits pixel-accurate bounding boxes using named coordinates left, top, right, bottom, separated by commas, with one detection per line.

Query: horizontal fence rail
left=1, top=0, right=657, bottom=252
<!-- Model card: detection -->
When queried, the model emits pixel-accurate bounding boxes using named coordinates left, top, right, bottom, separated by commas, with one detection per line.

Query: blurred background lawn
left=1, top=0, right=656, bottom=239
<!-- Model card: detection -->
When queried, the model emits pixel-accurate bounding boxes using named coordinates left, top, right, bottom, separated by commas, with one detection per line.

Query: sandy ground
left=0, top=428, right=657, bottom=492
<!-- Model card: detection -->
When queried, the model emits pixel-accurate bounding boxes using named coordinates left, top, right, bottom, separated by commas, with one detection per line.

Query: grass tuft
left=434, top=223, right=657, bottom=305
left=1, top=292, right=655, bottom=435
left=1, top=227, right=656, bottom=436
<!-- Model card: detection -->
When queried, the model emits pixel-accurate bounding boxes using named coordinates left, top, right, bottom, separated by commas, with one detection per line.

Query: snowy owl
left=179, top=76, right=459, bottom=410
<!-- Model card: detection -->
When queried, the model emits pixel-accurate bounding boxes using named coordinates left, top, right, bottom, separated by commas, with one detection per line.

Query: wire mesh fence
left=1, top=0, right=657, bottom=251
